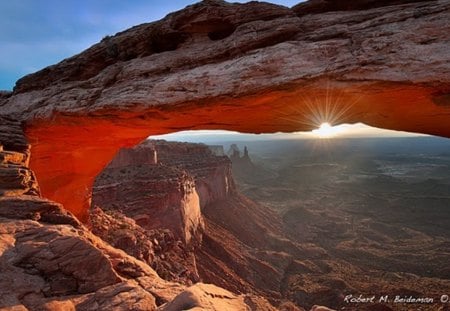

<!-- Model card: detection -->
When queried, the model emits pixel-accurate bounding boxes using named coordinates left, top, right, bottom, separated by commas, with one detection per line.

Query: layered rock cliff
left=93, top=162, right=203, bottom=245
left=0, top=117, right=39, bottom=197
left=149, top=140, right=236, bottom=207
left=0, top=0, right=448, bottom=219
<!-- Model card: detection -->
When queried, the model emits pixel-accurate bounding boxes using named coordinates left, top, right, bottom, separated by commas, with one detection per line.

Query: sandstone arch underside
left=1, top=0, right=449, bottom=220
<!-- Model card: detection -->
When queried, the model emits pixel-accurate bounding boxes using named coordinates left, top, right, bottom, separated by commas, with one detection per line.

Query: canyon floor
left=225, top=136, right=450, bottom=310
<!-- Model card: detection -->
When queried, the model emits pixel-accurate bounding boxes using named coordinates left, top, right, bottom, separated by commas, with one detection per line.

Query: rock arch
left=1, top=0, right=449, bottom=220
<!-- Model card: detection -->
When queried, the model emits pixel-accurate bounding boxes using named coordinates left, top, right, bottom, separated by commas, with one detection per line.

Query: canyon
left=1, top=0, right=450, bottom=310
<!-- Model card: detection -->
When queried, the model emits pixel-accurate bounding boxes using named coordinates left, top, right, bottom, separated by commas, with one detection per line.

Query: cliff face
left=150, top=140, right=236, bottom=207
left=0, top=117, right=39, bottom=197
left=0, top=121, right=163, bottom=310
left=93, top=158, right=203, bottom=245
left=92, top=139, right=235, bottom=246
left=0, top=0, right=448, bottom=218
left=0, top=120, right=276, bottom=311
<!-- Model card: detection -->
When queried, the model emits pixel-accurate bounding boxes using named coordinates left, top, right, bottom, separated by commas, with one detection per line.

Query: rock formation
left=0, top=117, right=39, bottom=197
left=150, top=140, right=236, bottom=207
left=93, top=158, right=203, bottom=245
left=207, top=145, right=225, bottom=156
left=0, top=0, right=448, bottom=219
left=228, top=144, right=273, bottom=183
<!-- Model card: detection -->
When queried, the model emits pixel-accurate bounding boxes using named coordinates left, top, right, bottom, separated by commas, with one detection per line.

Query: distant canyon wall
left=92, top=140, right=235, bottom=244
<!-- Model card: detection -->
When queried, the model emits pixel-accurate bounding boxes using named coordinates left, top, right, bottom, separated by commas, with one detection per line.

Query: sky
left=0, top=0, right=301, bottom=91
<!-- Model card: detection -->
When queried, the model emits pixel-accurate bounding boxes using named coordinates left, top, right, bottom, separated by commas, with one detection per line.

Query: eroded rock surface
left=0, top=117, right=39, bottom=197
left=93, top=151, right=204, bottom=244
left=159, top=283, right=277, bottom=311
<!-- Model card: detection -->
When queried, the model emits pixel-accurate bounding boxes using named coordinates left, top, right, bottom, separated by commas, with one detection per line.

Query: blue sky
left=0, top=0, right=301, bottom=90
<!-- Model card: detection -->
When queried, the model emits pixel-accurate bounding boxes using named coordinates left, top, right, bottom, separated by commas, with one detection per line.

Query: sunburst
left=279, top=82, right=363, bottom=138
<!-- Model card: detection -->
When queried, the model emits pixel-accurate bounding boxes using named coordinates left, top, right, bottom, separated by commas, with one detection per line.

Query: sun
left=312, top=122, right=339, bottom=138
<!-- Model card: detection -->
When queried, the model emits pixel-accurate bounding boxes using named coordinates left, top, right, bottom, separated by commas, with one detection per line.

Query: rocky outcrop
left=159, top=283, right=277, bottom=311
left=89, top=206, right=201, bottom=285
left=91, top=139, right=236, bottom=283
left=0, top=133, right=165, bottom=310
left=108, top=145, right=157, bottom=168
left=230, top=146, right=256, bottom=174
left=150, top=140, right=236, bottom=207
left=0, top=117, right=39, bottom=197
left=292, top=0, right=428, bottom=16
left=93, top=158, right=203, bottom=244
left=0, top=196, right=163, bottom=310
left=0, top=0, right=447, bottom=218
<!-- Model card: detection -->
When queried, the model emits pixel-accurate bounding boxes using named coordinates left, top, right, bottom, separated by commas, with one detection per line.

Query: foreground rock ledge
left=0, top=0, right=449, bottom=218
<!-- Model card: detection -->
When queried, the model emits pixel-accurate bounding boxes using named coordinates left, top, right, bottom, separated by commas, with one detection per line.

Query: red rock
left=93, top=155, right=204, bottom=244
left=0, top=196, right=81, bottom=227
left=0, top=117, right=39, bottom=197
left=108, top=145, right=157, bottom=168
left=148, top=140, right=236, bottom=206
left=158, top=283, right=277, bottom=311
left=89, top=206, right=200, bottom=285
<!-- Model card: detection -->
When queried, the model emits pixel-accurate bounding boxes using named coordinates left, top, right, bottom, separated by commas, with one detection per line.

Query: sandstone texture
left=0, top=0, right=448, bottom=217
left=159, top=283, right=278, bottom=311
left=149, top=140, right=236, bottom=207
left=0, top=117, right=39, bottom=197
left=93, top=159, right=203, bottom=244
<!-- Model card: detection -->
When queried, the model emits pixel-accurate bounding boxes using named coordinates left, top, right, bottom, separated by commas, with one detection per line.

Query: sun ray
left=278, top=81, right=364, bottom=137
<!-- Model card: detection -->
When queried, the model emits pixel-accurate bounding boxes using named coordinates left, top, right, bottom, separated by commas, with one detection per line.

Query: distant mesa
left=207, top=145, right=225, bottom=156
left=227, top=144, right=278, bottom=184
left=229, top=145, right=253, bottom=166
left=227, top=144, right=241, bottom=158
